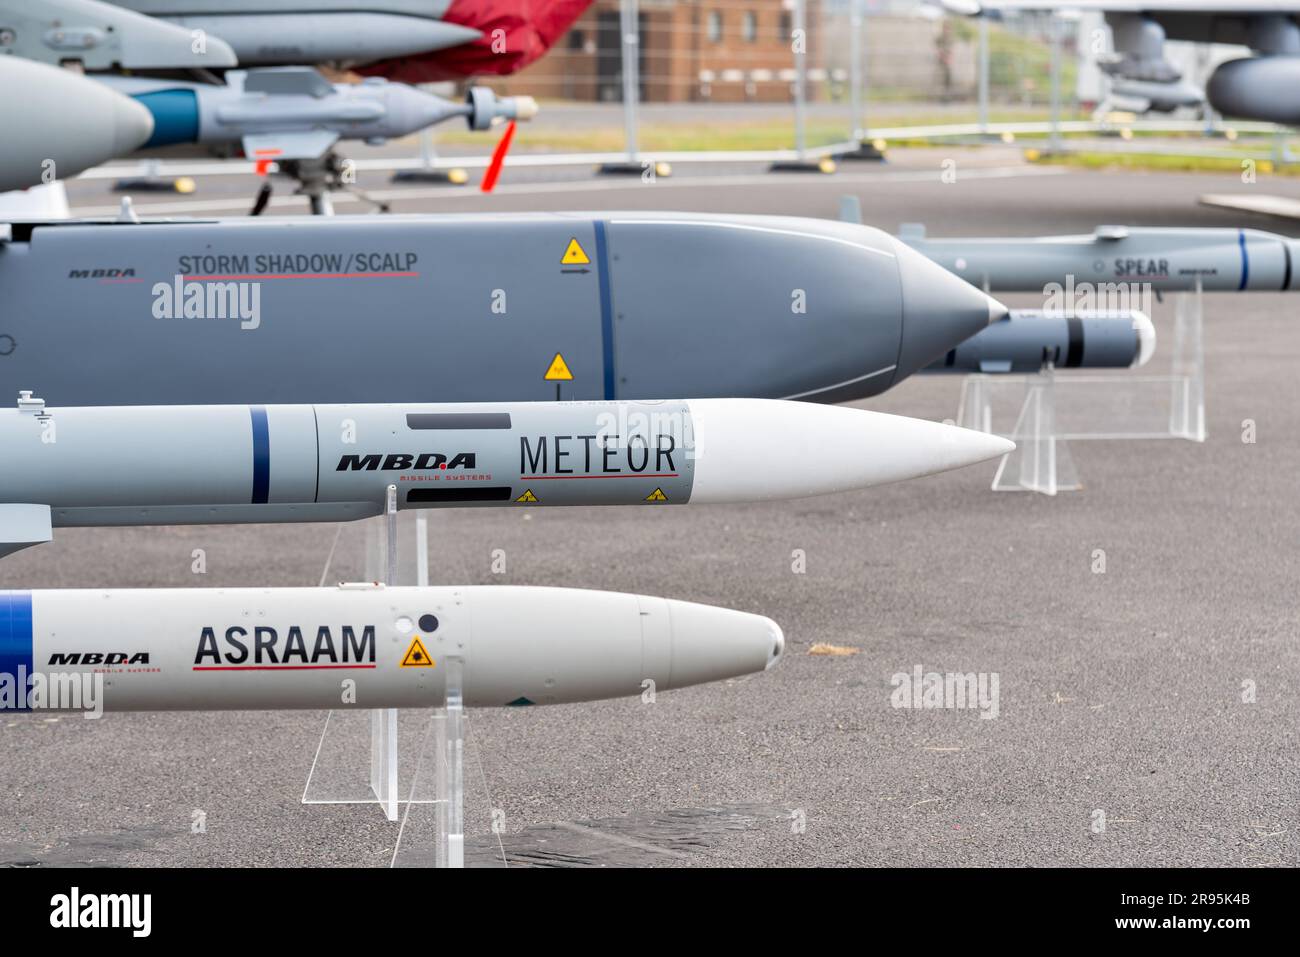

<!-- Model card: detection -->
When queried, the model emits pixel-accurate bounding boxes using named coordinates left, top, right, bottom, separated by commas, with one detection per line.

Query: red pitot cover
left=357, top=0, right=595, bottom=82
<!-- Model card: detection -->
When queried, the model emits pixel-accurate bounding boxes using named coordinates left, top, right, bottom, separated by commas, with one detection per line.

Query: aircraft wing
left=356, top=0, right=596, bottom=82
left=945, top=1, right=1300, bottom=11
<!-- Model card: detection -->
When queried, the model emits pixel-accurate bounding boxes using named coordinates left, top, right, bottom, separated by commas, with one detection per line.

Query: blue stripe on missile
left=134, top=90, right=200, bottom=149
left=250, top=406, right=270, bottom=505
left=1238, top=229, right=1249, bottom=291
left=0, top=591, right=34, bottom=713
left=593, top=220, right=617, bottom=400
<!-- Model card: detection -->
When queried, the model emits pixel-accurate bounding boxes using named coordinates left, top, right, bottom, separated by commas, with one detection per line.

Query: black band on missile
left=406, top=487, right=514, bottom=504
left=250, top=406, right=270, bottom=504
left=406, top=412, right=511, bottom=430
left=1282, top=241, right=1293, bottom=292
left=1064, top=317, right=1084, bottom=368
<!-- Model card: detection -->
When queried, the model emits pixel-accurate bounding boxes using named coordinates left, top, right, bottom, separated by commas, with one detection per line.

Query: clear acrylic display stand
left=301, top=486, right=466, bottom=867
left=957, top=283, right=1206, bottom=495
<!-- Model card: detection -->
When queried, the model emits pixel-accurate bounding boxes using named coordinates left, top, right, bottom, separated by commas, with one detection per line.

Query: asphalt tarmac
left=2, top=151, right=1297, bottom=867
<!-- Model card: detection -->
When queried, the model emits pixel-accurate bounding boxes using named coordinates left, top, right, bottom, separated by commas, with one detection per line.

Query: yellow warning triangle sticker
left=645, top=488, right=668, bottom=502
left=544, top=352, right=574, bottom=381
left=516, top=489, right=538, bottom=503
left=400, top=636, right=435, bottom=668
left=560, top=237, right=590, bottom=265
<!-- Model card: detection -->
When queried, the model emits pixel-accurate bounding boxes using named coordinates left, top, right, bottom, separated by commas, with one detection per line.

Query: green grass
left=1028, top=150, right=1298, bottom=176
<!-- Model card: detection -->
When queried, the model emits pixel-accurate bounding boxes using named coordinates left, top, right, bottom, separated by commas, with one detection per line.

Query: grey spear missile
left=0, top=58, right=155, bottom=192
left=925, top=309, right=1156, bottom=374
left=0, top=212, right=1009, bottom=408
left=0, top=584, right=783, bottom=711
left=0, top=396, right=1014, bottom=556
left=95, top=69, right=538, bottom=160
left=900, top=223, right=1300, bottom=294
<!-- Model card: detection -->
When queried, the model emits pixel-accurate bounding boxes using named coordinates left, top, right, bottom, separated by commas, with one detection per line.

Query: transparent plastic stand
left=301, top=486, right=466, bottom=867
left=957, top=283, right=1206, bottom=495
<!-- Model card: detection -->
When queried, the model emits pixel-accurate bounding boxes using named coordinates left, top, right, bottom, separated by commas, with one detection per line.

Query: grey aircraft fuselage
left=0, top=211, right=1000, bottom=408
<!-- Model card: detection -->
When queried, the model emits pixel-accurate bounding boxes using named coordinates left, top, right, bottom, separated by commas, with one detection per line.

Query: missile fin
left=0, top=504, right=53, bottom=558
left=242, top=131, right=341, bottom=162
left=242, top=68, right=335, bottom=99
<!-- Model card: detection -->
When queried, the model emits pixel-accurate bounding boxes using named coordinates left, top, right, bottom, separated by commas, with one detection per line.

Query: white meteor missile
left=0, top=585, right=784, bottom=711
left=0, top=396, right=1014, bottom=557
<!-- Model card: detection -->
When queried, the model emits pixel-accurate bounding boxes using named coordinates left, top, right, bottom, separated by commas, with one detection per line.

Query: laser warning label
left=400, top=636, right=434, bottom=668
left=544, top=353, right=574, bottom=381
left=561, top=238, right=590, bottom=265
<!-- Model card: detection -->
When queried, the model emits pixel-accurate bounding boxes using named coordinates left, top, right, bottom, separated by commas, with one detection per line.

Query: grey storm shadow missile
left=0, top=396, right=1013, bottom=556
left=96, top=69, right=538, bottom=160
left=900, top=223, right=1300, bottom=294
left=0, top=212, right=1008, bottom=407
left=925, top=309, right=1156, bottom=374
left=0, top=585, right=783, bottom=711
left=0, top=58, right=156, bottom=192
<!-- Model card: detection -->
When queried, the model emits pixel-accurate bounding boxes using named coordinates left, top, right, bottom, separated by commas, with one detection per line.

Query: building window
left=708, top=11, right=723, bottom=43
left=567, top=29, right=585, bottom=51
left=743, top=12, right=757, bottom=43
left=779, top=11, right=791, bottom=42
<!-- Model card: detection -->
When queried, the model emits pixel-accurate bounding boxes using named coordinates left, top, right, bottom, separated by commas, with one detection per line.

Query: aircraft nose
left=891, top=238, right=1010, bottom=381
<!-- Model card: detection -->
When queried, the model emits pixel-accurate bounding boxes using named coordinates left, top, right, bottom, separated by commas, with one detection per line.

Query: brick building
left=495, top=0, right=830, bottom=104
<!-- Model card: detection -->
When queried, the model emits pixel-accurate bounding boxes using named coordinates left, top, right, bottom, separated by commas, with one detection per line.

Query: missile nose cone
left=1131, top=310, right=1157, bottom=367
left=663, top=600, right=785, bottom=690
left=687, top=400, right=1013, bottom=501
left=932, top=422, right=1016, bottom=474
left=765, top=619, right=785, bottom=671
left=111, top=95, right=156, bottom=157
left=891, top=239, right=1012, bottom=381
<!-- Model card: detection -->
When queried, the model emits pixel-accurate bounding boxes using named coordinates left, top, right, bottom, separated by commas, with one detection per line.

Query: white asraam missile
left=0, top=585, right=784, bottom=710
left=0, top=397, right=1013, bottom=555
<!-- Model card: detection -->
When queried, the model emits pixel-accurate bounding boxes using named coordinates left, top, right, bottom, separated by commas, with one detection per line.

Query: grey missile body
left=901, top=223, right=1300, bottom=294
left=925, top=309, right=1156, bottom=374
left=96, top=70, right=536, bottom=160
left=0, top=397, right=1014, bottom=556
left=0, top=584, right=783, bottom=711
left=0, top=212, right=1006, bottom=408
